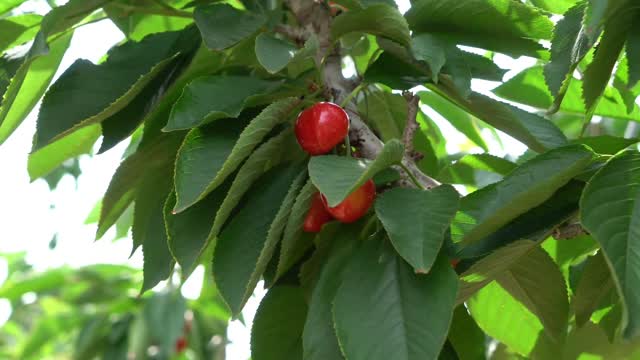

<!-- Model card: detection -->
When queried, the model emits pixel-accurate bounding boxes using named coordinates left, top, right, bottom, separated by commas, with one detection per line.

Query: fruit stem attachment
left=345, top=134, right=352, bottom=157
left=339, top=82, right=366, bottom=108
left=399, top=163, right=425, bottom=190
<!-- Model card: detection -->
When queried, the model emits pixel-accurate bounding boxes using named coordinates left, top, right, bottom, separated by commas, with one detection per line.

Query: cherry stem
left=399, top=163, right=425, bottom=190
left=345, top=134, right=352, bottom=157
left=339, top=82, right=366, bottom=108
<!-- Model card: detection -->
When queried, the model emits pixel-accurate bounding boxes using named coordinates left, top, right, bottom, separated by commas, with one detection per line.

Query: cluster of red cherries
left=294, top=102, right=376, bottom=233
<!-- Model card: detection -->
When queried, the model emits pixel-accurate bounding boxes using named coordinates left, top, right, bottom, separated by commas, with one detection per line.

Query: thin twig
left=274, top=24, right=309, bottom=44
left=553, top=223, right=587, bottom=240
left=402, top=91, right=420, bottom=156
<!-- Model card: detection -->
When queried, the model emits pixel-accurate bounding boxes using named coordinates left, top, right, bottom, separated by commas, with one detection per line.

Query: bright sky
left=0, top=0, right=537, bottom=359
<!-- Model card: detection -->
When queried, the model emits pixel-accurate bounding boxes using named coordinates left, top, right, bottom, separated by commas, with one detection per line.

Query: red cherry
left=303, top=193, right=334, bottom=232
left=450, top=258, right=460, bottom=268
left=175, top=336, right=188, bottom=353
left=295, top=102, right=349, bottom=155
left=321, top=179, right=375, bottom=223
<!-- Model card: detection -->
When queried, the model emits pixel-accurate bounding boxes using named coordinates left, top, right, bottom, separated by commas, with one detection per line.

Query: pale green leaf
left=0, top=32, right=72, bottom=145
left=27, top=124, right=100, bottom=181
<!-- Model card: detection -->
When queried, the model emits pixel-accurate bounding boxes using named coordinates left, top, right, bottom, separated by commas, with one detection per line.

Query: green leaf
left=375, top=186, right=459, bottom=272
left=251, top=286, right=307, bottom=360
left=460, top=50, right=507, bottom=82
left=333, top=239, right=458, bottom=360
left=448, top=306, right=486, bottom=360
left=0, top=31, right=71, bottom=145
left=97, top=134, right=183, bottom=241
left=277, top=179, right=316, bottom=279
left=34, top=26, right=200, bottom=150
left=73, top=315, right=110, bottom=360
left=309, top=139, right=403, bottom=207
left=0, top=268, right=71, bottom=300
left=241, top=167, right=306, bottom=308
left=458, top=240, right=539, bottom=303
left=165, top=75, right=280, bottom=131
left=468, top=280, right=556, bottom=357
left=458, top=180, right=584, bottom=261
left=173, top=98, right=299, bottom=211
left=452, top=145, right=594, bottom=245
left=0, top=0, right=28, bottom=15
left=0, top=15, right=41, bottom=53
left=136, top=166, right=175, bottom=293
left=143, top=292, right=187, bottom=356
left=21, top=313, right=88, bottom=359
left=494, top=66, right=640, bottom=121
left=495, top=246, right=569, bottom=340
left=98, top=48, right=198, bottom=154
left=627, top=18, right=640, bottom=88
left=330, top=4, right=410, bottom=47
left=437, top=154, right=517, bottom=186
left=562, top=321, right=640, bottom=359
left=364, top=52, right=431, bottom=90
left=405, top=0, right=552, bottom=57
left=571, top=135, right=639, bottom=155
left=27, top=124, right=100, bottom=181
left=411, top=33, right=446, bottom=78
left=213, top=165, right=301, bottom=315
left=580, top=149, right=640, bottom=338
left=419, top=91, right=489, bottom=151
left=424, top=88, right=567, bottom=152
left=194, top=3, right=266, bottom=50
left=35, top=0, right=105, bottom=51
left=544, top=2, right=590, bottom=103
left=573, top=252, right=616, bottom=327
left=103, top=0, right=193, bottom=41
left=442, top=47, right=472, bottom=98
left=206, top=129, right=303, bottom=248
left=255, top=33, right=298, bottom=73
left=357, top=90, right=404, bottom=142
left=164, top=180, right=230, bottom=274
left=529, top=0, right=578, bottom=14
left=582, top=13, right=631, bottom=112
left=303, top=223, right=361, bottom=360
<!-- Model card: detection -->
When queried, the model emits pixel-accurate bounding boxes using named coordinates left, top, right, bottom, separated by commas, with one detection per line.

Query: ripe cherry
left=450, top=258, right=460, bottom=268
left=321, top=179, right=376, bottom=223
left=295, top=102, right=349, bottom=155
left=175, top=336, right=188, bottom=353
left=303, top=193, right=334, bottom=232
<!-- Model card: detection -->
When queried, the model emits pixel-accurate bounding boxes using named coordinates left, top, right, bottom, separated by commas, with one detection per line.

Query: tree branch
left=402, top=91, right=420, bottom=157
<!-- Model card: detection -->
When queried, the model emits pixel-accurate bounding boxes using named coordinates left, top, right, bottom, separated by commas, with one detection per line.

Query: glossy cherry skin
left=303, top=193, right=334, bottom=232
left=321, top=179, right=376, bottom=223
left=175, top=337, right=188, bottom=353
left=295, top=102, right=349, bottom=155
